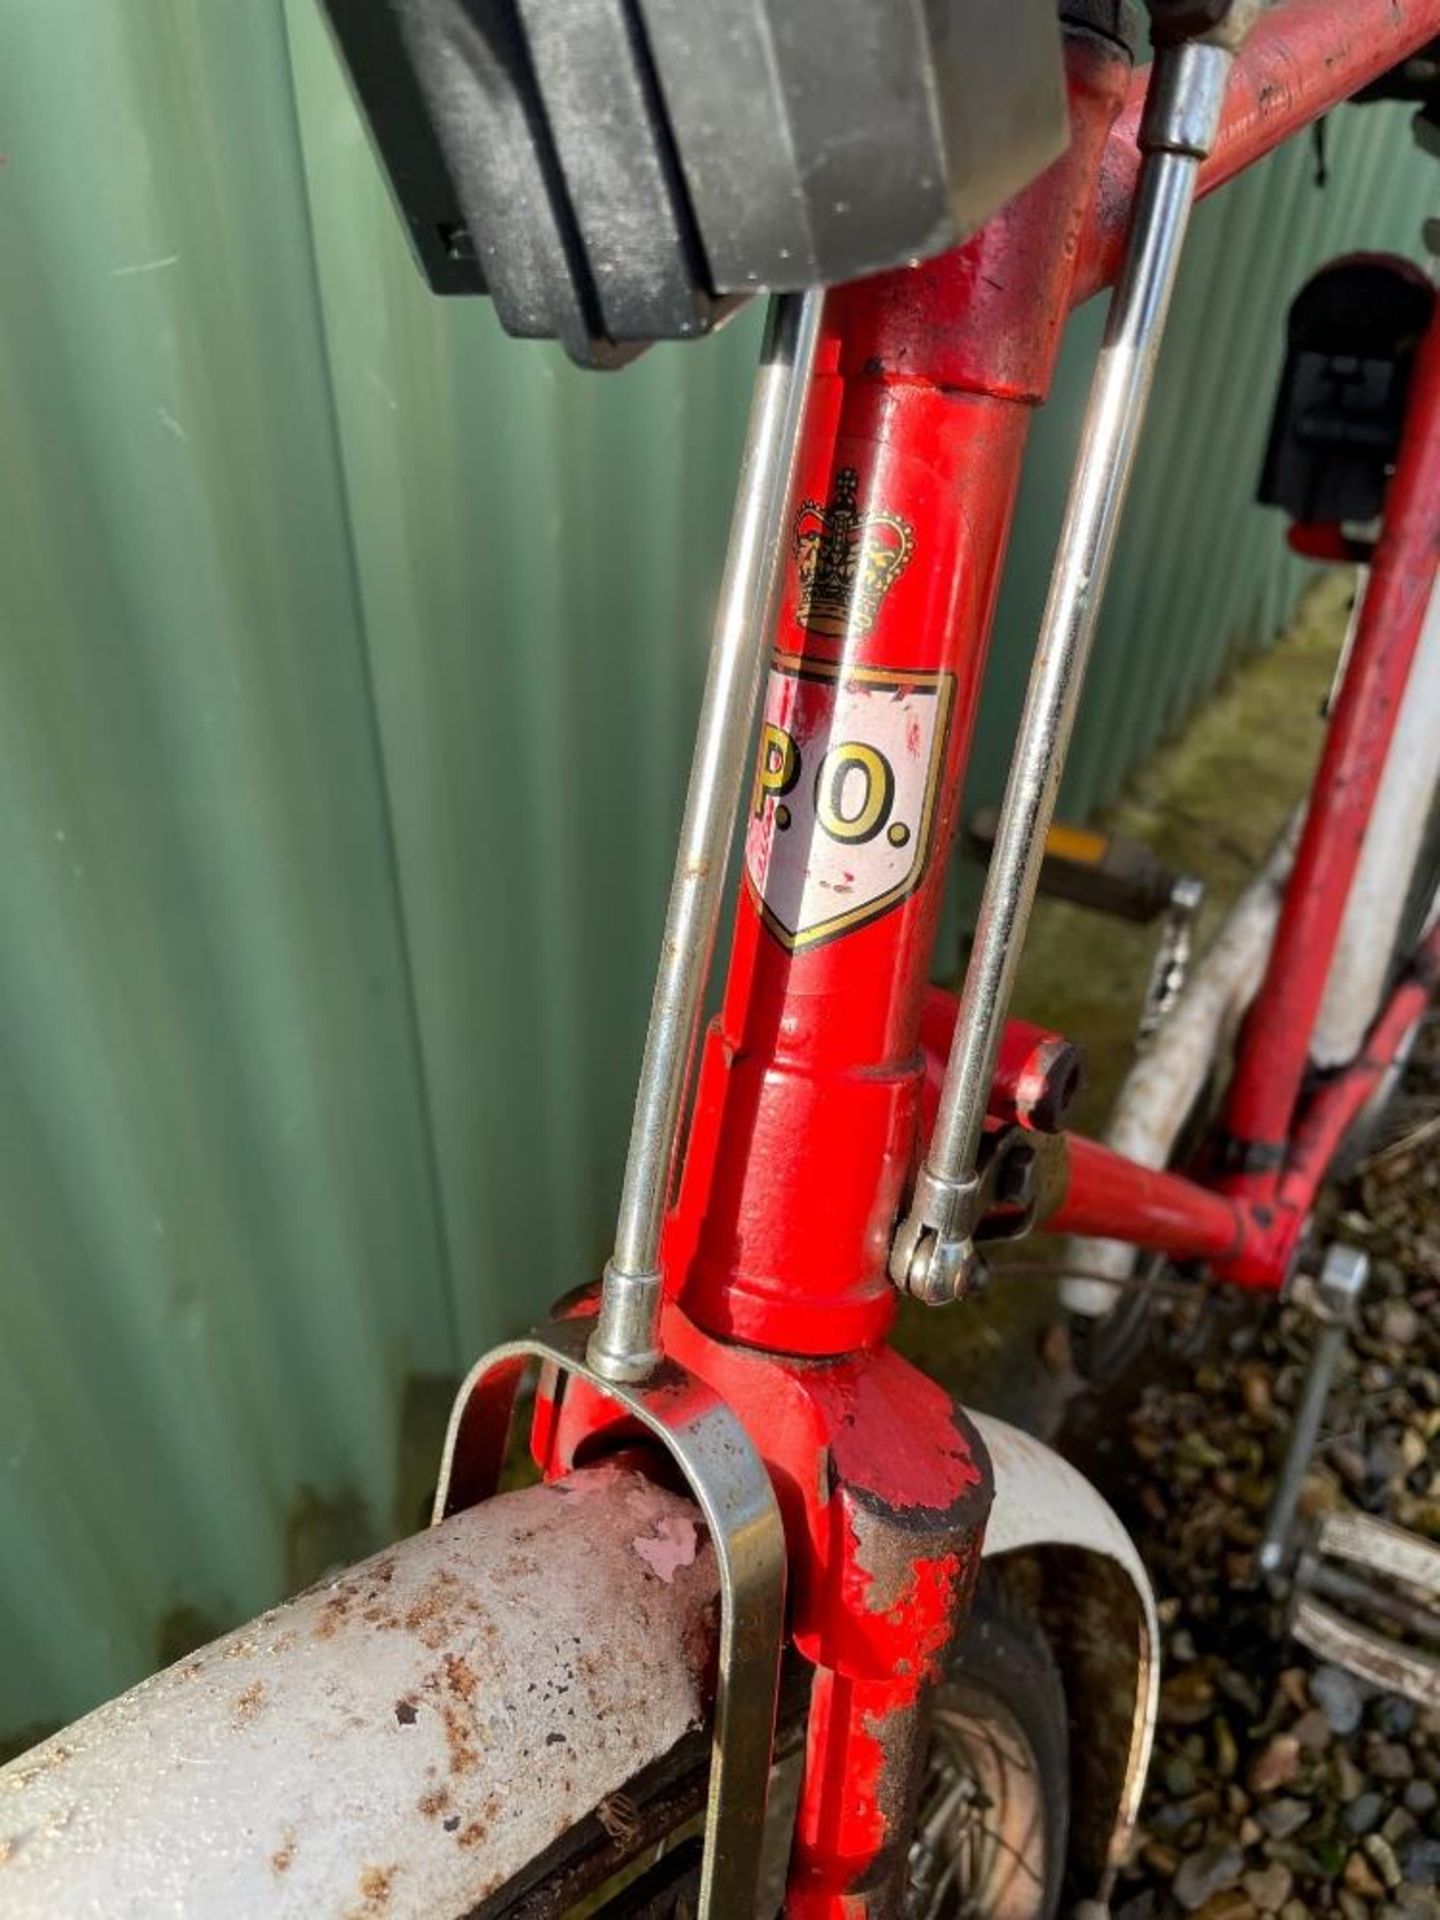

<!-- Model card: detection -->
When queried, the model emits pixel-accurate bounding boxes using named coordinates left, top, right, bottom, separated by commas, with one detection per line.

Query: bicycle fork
left=558, top=14, right=1254, bottom=1918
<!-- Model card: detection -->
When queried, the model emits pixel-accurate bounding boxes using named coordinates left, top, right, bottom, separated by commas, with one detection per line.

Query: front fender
left=975, top=1413, right=1160, bottom=1907
left=0, top=1420, right=1158, bottom=1919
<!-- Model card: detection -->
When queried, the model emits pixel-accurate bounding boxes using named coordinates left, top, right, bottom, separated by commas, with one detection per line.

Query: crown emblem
left=793, top=468, right=915, bottom=638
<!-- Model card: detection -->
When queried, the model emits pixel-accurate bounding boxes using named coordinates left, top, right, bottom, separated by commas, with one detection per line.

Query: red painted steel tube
left=1278, top=923, right=1440, bottom=1219
left=1076, top=0, right=1440, bottom=305
left=1212, top=924, right=1440, bottom=1288
left=1050, top=1133, right=1245, bottom=1261
left=662, top=27, right=1135, bottom=1359
left=920, top=987, right=1085, bottom=1134
left=1042, top=929, right=1440, bottom=1285
left=1223, top=295, right=1440, bottom=1158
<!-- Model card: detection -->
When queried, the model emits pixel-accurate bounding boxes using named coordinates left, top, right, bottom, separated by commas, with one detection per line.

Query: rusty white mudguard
left=0, top=1429, right=1155, bottom=1917
left=0, top=1464, right=723, bottom=1918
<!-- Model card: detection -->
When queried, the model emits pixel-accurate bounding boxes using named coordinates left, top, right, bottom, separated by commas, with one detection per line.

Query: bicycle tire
left=1068, top=1249, right=1175, bottom=1390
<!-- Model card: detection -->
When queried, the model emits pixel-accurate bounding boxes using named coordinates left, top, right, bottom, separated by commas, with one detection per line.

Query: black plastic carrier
left=319, top=0, right=1070, bottom=367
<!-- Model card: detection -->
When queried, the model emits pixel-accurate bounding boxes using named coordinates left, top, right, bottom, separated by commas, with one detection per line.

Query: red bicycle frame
left=1050, top=244, right=1440, bottom=1287
left=538, top=3, right=1440, bottom=1909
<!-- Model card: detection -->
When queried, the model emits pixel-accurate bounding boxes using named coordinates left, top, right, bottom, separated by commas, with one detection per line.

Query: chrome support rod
left=892, top=33, right=1243, bottom=1305
left=589, top=291, right=824, bottom=1382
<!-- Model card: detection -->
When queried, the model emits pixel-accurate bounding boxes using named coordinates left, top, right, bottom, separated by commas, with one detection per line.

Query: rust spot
left=394, top=1697, right=418, bottom=1727
left=417, top=1787, right=450, bottom=1818
left=442, top=1653, right=478, bottom=1703
left=271, top=1831, right=296, bottom=1875
left=314, top=1590, right=352, bottom=1640
left=457, top=1798, right=500, bottom=1848
left=440, top=1700, right=479, bottom=1776
left=232, top=1680, right=267, bottom=1727
left=8, top=1743, right=72, bottom=1789
left=402, top=1570, right=465, bottom=1651
left=353, top=1863, right=395, bottom=1912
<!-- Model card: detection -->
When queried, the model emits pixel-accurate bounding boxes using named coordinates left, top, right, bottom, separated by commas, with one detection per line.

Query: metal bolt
left=908, top=1233, right=984, bottom=1305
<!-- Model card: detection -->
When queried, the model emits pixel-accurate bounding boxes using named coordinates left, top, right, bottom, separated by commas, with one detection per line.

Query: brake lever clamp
left=891, top=1125, right=1066, bottom=1304
left=890, top=1169, right=985, bottom=1306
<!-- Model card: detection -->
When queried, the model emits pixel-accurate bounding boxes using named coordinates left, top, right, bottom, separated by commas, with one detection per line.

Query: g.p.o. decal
left=745, top=653, right=954, bottom=951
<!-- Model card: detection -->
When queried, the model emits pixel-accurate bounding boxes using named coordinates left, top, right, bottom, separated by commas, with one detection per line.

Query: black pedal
left=967, top=809, right=1182, bottom=924
left=1258, top=255, right=1435, bottom=529
left=318, top=0, right=1068, bottom=368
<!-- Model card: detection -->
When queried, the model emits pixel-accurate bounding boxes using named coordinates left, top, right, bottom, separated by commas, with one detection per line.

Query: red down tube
left=1050, top=1135, right=1243, bottom=1262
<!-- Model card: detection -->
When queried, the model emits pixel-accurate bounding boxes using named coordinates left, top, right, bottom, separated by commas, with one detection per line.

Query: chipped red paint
left=534, top=1290, right=991, bottom=1910
left=540, top=1301, right=987, bottom=1646
left=785, top=1646, right=957, bottom=1915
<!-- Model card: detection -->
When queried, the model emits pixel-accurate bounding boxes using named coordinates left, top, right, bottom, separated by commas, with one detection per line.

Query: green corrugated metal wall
left=0, top=0, right=1433, bottom=1734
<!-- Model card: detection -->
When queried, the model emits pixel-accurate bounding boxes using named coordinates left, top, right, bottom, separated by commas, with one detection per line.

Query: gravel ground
left=1070, top=1025, right=1440, bottom=1920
